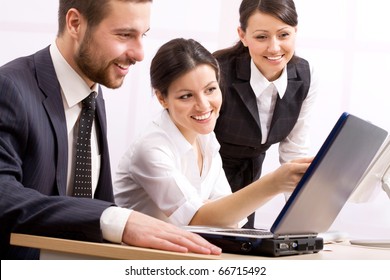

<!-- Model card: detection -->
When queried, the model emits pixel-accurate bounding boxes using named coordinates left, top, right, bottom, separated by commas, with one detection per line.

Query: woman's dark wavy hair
left=213, top=0, right=298, bottom=59
left=150, top=38, right=220, bottom=97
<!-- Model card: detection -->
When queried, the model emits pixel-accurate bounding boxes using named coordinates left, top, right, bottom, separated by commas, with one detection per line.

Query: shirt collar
left=156, top=110, right=220, bottom=157
left=250, top=59, right=288, bottom=99
left=49, top=43, right=99, bottom=108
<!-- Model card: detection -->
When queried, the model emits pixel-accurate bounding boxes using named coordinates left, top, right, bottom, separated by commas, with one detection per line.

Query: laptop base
left=200, top=234, right=324, bottom=257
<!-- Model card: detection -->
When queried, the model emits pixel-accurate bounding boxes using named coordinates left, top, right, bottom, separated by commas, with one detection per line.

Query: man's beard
left=75, top=33, right=124, bottom=89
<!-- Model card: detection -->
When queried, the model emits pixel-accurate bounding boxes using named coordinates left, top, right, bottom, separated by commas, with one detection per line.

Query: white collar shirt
left=114, top=110, right=247, bottom=227
left=50, top=43, right=101, bottom=196
left=249, top=59, right=319, bottom=163
left=50, top=43, right=130, bottom=244
left=250, top=59, right=287, bottom=144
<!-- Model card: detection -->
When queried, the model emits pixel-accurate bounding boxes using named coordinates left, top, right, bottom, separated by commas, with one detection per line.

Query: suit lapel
left=34, top=47, right=68, bottom=196
left=268, top=62, right=304, bottom=143
left=232, top=55, right=305, bottom=144
left=232, top=54, right=261, bottom=127
left=95, top=88, right=106, bottom=157
left=94, top=87, right=114, bottom=201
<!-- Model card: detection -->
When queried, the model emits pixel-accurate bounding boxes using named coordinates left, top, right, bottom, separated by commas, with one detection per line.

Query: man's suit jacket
left=0, top=47, right=115, bottom=259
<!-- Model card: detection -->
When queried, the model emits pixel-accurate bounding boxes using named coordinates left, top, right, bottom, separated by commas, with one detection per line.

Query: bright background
left=1, top=0, right=389, bottom=240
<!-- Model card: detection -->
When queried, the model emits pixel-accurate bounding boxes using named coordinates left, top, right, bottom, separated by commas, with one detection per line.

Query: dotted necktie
left=72, top=92, right=96, bottom=198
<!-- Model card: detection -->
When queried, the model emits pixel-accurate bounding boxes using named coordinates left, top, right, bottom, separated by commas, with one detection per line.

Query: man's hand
left=122, top=211, right=222, bottom=255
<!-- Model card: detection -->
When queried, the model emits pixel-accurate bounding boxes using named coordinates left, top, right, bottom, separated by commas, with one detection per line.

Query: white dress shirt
left=114, top=110, right=247, bottom=227
left=250, top=59, right=319, bottom=163
left=50, top=43, right=130, bottom=244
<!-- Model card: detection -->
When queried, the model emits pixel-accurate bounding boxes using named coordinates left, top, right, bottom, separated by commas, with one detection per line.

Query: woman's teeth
left=192, top=112, right=211, bottom=120
left=267, top=55, right=283, bottom=61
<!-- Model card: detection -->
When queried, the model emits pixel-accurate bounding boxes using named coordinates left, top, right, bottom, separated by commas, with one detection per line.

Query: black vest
left=215, top=53, right=311, bottom=159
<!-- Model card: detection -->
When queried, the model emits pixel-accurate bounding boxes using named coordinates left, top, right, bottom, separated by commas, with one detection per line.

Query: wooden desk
left=10, top=233, right=390, bottom=260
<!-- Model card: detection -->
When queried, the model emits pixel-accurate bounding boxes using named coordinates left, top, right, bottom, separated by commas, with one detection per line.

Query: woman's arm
left=189, top=157, right=312, bottom=227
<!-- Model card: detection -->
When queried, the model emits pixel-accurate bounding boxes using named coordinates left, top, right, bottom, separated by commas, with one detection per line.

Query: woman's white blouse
left=250, top=59, right=319, bottom=164
left=114, top=110, right=236, bottom=226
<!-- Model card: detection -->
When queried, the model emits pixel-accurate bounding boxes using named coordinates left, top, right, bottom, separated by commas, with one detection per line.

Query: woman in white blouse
left=114, top=38, right=312, bottom=228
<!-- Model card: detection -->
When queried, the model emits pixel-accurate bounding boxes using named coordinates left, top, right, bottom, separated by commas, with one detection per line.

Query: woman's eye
left=179, top=93, right=192, bottom=100
left=256, top=35, right=267, bottom=40
left=207, top=87, right=217, bottom=94
left=280, top=33, right=290, bottom=38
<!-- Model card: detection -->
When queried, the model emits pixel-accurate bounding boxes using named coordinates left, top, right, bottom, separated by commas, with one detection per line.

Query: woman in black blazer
left=214, top=0, right=318, bottom=228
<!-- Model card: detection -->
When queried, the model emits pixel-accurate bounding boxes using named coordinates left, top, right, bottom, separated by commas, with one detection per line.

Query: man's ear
left=66, top=8, right=84, bottom=39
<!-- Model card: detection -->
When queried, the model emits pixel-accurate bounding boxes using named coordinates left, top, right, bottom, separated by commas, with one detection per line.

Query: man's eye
left=118, top=33, right=135, bottom=39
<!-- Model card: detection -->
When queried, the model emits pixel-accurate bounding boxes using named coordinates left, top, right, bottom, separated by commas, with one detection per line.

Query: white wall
left=1, top=0, right=389, bottom=240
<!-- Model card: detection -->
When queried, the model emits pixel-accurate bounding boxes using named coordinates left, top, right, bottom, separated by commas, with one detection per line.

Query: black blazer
left=215, top=52, right=311, bottom=159
left=0, top=47, right=115, bottom=259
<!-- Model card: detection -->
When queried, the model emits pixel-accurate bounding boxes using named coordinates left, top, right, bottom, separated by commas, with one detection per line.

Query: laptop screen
left=271, top=113, right=388, bottom=236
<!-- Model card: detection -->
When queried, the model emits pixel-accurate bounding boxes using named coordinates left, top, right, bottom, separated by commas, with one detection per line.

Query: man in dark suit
left=0, top=0, right=220, bottom=259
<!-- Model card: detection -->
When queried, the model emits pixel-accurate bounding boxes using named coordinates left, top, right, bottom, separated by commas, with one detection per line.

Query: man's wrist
left=100, top=206, right=133, bottom=243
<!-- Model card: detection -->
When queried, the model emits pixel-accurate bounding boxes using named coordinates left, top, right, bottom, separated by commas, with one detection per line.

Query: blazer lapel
left=232, top=54, right=261, bottom=127
left=34, top=47, right=68, bottom=196
left=268, top=62, right=304, bottom=143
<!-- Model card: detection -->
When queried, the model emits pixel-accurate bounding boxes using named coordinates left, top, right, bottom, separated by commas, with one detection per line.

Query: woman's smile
left=191, top=111, right=213, bottom=121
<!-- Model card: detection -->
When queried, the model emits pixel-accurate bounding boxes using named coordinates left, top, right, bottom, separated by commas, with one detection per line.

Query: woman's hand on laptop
left=271, top=157, right=313, bottom=193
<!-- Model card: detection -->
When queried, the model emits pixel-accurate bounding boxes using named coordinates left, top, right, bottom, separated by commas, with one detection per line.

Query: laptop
left=185, top=112, right=388, bottom=257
